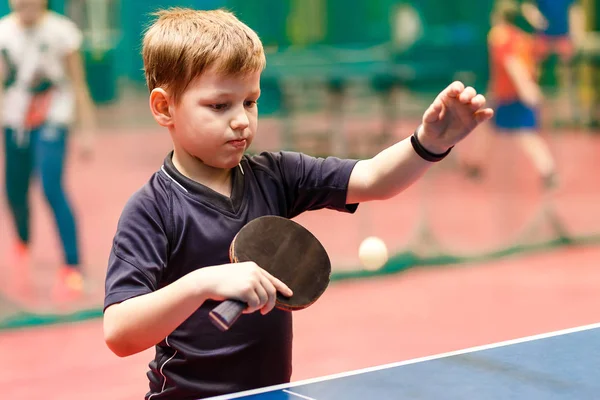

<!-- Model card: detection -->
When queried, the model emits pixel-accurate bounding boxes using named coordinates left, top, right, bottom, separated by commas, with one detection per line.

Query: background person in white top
left=0, top=0, right=96, bottom=299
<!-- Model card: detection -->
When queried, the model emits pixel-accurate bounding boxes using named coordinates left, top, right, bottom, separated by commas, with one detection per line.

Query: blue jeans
left=3, top=124, right=80, bottom=266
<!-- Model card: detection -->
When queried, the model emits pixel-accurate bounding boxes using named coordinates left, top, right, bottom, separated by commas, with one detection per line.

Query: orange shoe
left=53, top=266, right=85, bottom=302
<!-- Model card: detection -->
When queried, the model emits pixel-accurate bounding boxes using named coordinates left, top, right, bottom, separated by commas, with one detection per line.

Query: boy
left=0, top=0, right=96, bottom=299
left=103, top=8, right=493, bottom=400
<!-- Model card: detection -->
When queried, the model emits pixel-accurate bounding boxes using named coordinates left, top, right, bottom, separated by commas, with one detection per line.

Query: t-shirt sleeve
left=104, top=188, right=170, bottom=311
left=58, top=18, right=83, bottom=55
left=257, top=151, right=359, bottom=218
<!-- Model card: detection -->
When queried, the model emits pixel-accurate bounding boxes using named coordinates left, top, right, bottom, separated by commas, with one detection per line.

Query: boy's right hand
left=200, top=262, right=293, bottom=315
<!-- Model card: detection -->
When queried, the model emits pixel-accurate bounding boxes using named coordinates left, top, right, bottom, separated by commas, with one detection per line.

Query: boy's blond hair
left=142, top=8, right=266, bottom=103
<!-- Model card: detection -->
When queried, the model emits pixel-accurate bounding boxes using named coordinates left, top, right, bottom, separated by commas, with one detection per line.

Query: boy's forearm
left=104, top=269, right=209, bottom=357
left=515, top=78, right=541, bottom=107
left=504, top=57, right=541, bottom=106
left=75, top=85, right=95, bottom=127
left=66, top=51, right=96, bottom=130
left=569, top=4, right=586, bottom=44
left=521, top=3, right=547, bottom=30
left=346, top=130, right=434, bottom=204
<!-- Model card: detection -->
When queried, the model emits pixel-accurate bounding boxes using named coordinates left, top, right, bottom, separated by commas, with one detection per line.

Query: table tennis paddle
left=209, top=215, right=331, bottom=331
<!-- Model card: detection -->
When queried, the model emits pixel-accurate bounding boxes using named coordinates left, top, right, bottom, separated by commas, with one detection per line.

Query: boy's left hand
left=418, top=81, right=494, bottom=154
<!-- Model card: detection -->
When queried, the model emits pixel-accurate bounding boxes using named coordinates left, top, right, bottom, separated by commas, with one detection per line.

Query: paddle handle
left=209, top=300, right=246, bottom=331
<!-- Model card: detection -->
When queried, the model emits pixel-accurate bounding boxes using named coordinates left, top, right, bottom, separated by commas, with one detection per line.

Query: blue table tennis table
left=207, top=323, right=600, bottom=400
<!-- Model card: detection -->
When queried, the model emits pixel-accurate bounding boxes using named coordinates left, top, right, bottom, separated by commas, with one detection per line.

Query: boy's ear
left=149, top=88, right=174, bottom=127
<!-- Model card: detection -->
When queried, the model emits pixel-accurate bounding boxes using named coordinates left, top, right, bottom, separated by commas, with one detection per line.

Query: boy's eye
left=211, top=104, right=229, bottom=111
left=244, top=100, right=257, bottom=108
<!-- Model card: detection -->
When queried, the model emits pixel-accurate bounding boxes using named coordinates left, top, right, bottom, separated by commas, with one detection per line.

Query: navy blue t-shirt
left=104, top=151, right=359, bottom=399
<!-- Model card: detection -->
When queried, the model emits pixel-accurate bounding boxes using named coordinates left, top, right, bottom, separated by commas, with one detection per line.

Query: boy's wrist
left=415, top=125, right=453, bottom=157
left=185, top=268, right=213, bottom=303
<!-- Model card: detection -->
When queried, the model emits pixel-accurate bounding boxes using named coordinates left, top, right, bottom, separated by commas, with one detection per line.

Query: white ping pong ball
left=358, top=236, right=388, bottom=270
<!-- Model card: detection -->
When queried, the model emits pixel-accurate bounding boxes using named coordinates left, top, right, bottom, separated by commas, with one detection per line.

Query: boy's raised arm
left=347, top=81, right=493, bottom=204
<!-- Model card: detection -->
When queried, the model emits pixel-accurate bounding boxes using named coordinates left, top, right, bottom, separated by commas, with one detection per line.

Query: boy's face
left=10, top=0, right=47, bottom=25
left=169, top=66, right=261, bottom=170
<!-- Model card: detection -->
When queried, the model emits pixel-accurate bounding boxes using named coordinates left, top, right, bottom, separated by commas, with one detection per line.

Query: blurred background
left=1, top=0, right=600, bottom=398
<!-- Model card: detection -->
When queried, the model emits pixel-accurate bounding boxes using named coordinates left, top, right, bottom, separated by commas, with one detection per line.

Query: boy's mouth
left=227, top=139, right=247, bottom=149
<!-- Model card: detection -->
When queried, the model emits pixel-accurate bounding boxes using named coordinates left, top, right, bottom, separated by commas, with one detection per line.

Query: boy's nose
left=230, top=110, right=250, bottom=131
